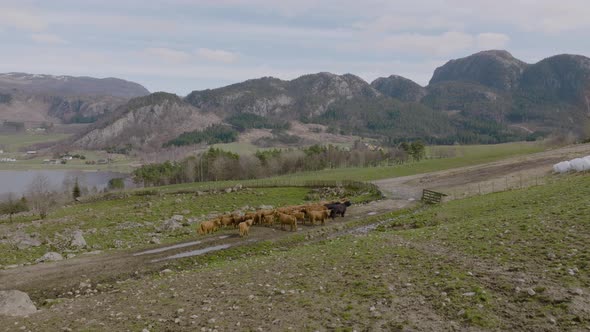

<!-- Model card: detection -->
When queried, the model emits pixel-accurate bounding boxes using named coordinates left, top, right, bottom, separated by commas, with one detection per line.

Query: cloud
left=476, top=33, right=510, bottom=50
left=353, top=14, right=464, bottom=32
left=30, top=33, right=67, bottom=45
left=379, top=31, right=474, bottom=56
left=0, top=7, right=47, bottom=31
left=145, top=47, right=190, bottom=63
left=196, top=48, right=239, bottom=63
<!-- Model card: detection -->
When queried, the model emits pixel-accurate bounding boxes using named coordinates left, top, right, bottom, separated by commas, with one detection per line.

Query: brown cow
left=239, top=219, right=254, bottom=237
left=307, top=210, right=330, bottom=226
left=263, top=214, right=275, bottom=226
left=220, top=215, right=233, bottom=228
left=197, top=218, right=221, bottom=235
left=275, top=211, right=297, bottom=231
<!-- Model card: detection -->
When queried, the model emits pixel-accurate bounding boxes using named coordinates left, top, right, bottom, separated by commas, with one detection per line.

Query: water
left=151, top=244, right=232, bottom=262
left=133, top=240, right=203, bottom=256
left=0, top=170, right=131, bottom=197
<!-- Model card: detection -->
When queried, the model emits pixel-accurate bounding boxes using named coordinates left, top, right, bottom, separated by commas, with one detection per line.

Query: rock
left=13, top=232, right=42, bottom=250
left=570, top=288, right=584, bottom=296
left=70, top=230, right=87, bottom=249
left=527, top=288, right=536, bottom=296
left=161, top=269, right=173, bottom=274
left=171, top=215, right=184, bottom=222
left=0, top=290, right=37, bottom=316
left=196, top=191, right=205, bottom=196
left=36, top=252, right=63, bottom=263
left=258, top=205, right=274, bottom=210
left=225, top=188, right=233, bottom=193
left=159, top=219, right=182, bottom=232
left=462, top=292, right=476, bottom=297
left=233, top=184, right=243, bottom=191
left=150, top=237, right=161, bottom=244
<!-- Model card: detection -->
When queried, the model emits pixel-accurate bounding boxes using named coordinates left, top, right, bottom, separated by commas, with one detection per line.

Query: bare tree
left=27, top=174, right=54, bottom=219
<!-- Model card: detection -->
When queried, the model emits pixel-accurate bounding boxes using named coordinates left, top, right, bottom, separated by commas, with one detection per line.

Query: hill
left=0, top=73, right=150, bottom=126
left=371, top=75, right=427, bottom=102
left=74, top=92, right=220, bottom=151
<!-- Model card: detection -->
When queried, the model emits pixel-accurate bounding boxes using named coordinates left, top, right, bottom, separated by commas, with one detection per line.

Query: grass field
left=7, top=172, right=589, bottom=331
left=0, top=133, right=70, bottom=152
left=147, top=141, right=546, bottom=193
left=0, top=187, right=313, bottom=266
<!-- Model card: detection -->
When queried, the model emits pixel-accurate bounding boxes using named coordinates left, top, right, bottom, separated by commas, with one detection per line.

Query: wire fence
left=443, top=173, right=560, bottom=201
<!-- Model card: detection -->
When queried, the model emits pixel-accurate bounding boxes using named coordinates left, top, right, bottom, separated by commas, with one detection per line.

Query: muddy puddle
left=134, top=235, right=230, bottom=256
left=151, top=244, right=232, bottom=262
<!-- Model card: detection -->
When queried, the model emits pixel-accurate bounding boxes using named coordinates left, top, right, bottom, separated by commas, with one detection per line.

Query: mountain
left=429, top=50, right=528, bottom=91
left=0, top=73, right=149, bottom=98
left=426, top=51, right=590, bottom=134
left=74, top=92, right=220, bottom=151
left=371, top=75, right=427, bottom=102
left=0, top=73, right=150, bottom=125
left=186, top=72, right=379, bottom=120
left=71, top=50, right=590, bottom=151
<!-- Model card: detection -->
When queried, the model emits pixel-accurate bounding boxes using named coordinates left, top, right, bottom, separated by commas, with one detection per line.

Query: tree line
left=132, top=142, right=426, bottom=186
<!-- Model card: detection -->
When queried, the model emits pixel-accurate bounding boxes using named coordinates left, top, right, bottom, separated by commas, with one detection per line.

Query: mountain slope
left=371, top=75, right=426, bottom=102
left=186, top=73, right=380, bottom=120
left=0, top=73, right=149, bottom=98
left=429, top=50, right=528, bottom=91
left=0, top=73, right=150, bottom=126
left=74, top=92, right=220, bottom=150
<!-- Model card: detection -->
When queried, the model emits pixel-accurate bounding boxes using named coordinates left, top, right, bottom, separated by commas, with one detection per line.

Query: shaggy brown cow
left=291, top=210, right=305, bottom=223
left=263, top=214, right=275, bottom=226
left=275, top=211, right=297, bottom=231
left=307, top=210, right=330, bottom=226
left=239, top=219, right=254, bottom=237
left=197, top=218, right=221, bottom=235
left=220, top=215, right=234, bottom=228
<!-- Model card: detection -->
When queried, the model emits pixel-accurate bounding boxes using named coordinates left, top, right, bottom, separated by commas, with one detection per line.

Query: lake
left=0, top=170, right=133, bottom=197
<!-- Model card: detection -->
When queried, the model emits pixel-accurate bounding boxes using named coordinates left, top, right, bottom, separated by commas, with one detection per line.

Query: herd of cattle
left=197, top=200, right=352, bottom=237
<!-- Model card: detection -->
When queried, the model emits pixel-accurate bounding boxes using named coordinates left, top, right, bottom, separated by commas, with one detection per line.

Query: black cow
left=324, top=201, right=351, bottom=219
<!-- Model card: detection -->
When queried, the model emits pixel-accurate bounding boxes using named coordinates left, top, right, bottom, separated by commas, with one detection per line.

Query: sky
left=0, top=0, right=589, bottom=95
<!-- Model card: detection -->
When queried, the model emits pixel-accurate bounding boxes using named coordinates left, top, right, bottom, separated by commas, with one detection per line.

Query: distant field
left=150, top=141, right=546, bottom=192
left=0, top=133, right=70, bottom=152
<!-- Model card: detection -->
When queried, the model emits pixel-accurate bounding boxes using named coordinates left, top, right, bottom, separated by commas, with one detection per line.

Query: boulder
left=70, top=230, right=87, bottom=249
left=36, top=252, right=63, bottom=263
left=170, top=215, right=184, bottom=222
left=13, top=232, right=42, bottom=250
left=0, top=290, right=37, bottom=316
left=159, top=219, right=182, bottom=232
left=225, top=188, right=233, bottom=193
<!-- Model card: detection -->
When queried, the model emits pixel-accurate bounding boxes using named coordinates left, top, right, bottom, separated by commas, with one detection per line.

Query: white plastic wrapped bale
left=581, top=156, right=590, bottom=171
left=570, top=158, right=586, bottom=172
left=553, top=161, right=572, bottom=173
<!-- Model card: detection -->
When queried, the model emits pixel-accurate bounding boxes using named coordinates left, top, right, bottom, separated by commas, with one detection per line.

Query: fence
left=443, top=173, right=560, bottom=201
